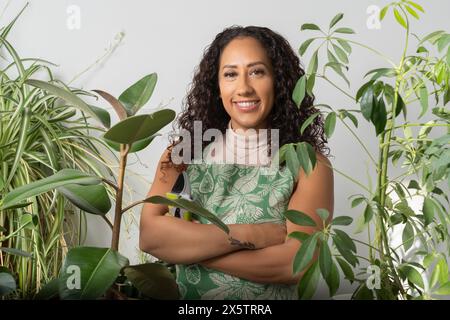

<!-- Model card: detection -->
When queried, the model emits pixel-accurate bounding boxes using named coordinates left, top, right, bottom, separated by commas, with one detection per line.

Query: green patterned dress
left=175, top=160, right=298, bottom=300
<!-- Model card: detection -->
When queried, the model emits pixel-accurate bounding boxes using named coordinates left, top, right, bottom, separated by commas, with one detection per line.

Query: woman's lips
left=233, top=100, right=260, bottom=112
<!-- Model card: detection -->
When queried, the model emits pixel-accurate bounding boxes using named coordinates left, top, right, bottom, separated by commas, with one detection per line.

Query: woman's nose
left=236, top=75, right=255, bottom=96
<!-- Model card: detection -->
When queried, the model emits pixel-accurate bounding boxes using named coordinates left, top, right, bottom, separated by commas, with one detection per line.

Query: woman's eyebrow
left=222, top=61, right=267, bottom=69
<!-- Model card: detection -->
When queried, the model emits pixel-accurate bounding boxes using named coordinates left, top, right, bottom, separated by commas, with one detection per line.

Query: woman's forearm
left=200, top=239, right=301, bottom=285
left=139, top=215, right=252, bottom=264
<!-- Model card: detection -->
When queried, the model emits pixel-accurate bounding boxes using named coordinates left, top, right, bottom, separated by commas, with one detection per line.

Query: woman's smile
left=233, top=100, right=261, bottom=112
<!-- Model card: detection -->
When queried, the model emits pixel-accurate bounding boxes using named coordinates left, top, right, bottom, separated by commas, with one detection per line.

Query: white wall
left=4, top=0, right=449, bottom=298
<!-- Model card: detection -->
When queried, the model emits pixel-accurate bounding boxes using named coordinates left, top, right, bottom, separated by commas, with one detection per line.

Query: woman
left=139, top=26, right=334, bottom=300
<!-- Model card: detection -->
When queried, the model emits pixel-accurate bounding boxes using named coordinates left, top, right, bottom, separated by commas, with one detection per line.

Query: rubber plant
left=0, top=68, right=230, bottom=299
left=287, top=0, right=449, bottom=299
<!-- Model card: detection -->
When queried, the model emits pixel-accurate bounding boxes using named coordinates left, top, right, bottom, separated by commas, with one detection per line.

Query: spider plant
left=0, top=6, right=115, bottom=299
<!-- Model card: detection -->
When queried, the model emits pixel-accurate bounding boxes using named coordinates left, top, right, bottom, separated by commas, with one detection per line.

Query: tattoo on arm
left=228, top=236, right=256, bottom=250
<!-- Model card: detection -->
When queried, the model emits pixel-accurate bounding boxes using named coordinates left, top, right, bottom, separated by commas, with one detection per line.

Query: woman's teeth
left=234, top=101, right=260, bottom=109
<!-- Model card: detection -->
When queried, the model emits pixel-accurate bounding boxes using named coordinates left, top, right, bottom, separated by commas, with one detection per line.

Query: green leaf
left=0, top=272, right=16, bottom=297
left=430, top=263, right=441, bottom=289
left=286, top=144, right=300, bottom=178
left=297, top=261, right=320, bottom=300
left=296, top=142, right=314, bottom=175
left=0, top=247, right=32, bottom=258
left=422, top=198, right=435, bottom=226
left=118, top=73, right=158, bottom=116
left=319, top=240, right=332, bottom=278
left=360, top=85, right=375, bottom=121
left=364, top=204, right=374, bottom=224
left=372, top=97, right=387, bottom=136
left=336, top=39, right=352, bottom=54
left=58, top=184, right=111, bottom=215
left=301, top=23, right=321, bottom=31
left=329, top=13, right=344, bottom=29
left=1, top=169, right=101, bottom=210
left=333, top=235, right=358, bottom=267
left=306, top=73, right=316, bottom=96
left=402, top=222, right=414, bottom=252
left=333, top=27, right=355, bottom=34
left=307, top=50, right=319, bottom=75
left=6, top=107, right=31, bottom=186
left=123, top=263, right=179, bottom=299
left=293, top=233, right=319, bottom=275
left=146, top=196, right=229, bottom=234
left=351, top=197, right=365, bottom=208
left=419, top=85, right=429, bottom=118
left=353, top=283, right=374, bottom=300
left=406, top=1, right=424, bottom=13
left=325, top=62, right=350, bottom=87
left=103, top=109, right=175, bottom=144
left=326, top=259, right=340, bottom=296
left=34, top=278, right=59, bottom=300
left=336, top=257, right=355, bottom=283
left=395, top=93, right=406, bottom=118
left=393, top=8, right=407, bottom=29
left=59, top=247, right=129, bottom=300
left=316, top=208, right=330, bottom=221
left=435, top=282, right=450, bottom=295
left=404, top=5, right=419, bottom=19
left=300, top=112, right=320, bottom=135
left=93, top=89, right=127, bottom=120
left=324, top=112, right=337, bottom=138
left=340, top=110, right=358, bottom=127
left=104, top=134, right=159, bottom=154
left=26, top=79, right=111, bottom=128
left=400, top=265, right=424, bottom=289
left=292, top=75, right=306, bottom=107
left=331, top=216, right=353, bottom=226
left=298, top=38, right=315, bottom=56
left=437, top=258, right=448, bottom=285
left=446, top=46, right=450, bottom=66
left=356, top=81, right=374, bottom=102
left=332, top=43, right=348, bottom=64
left=380, top=6, right=389, bottom=21
left=333, top=229, right=356, bottom=252
left=284, top=210, right=316, bottom=227
left=419, top=30, right=446, bottom=46
left=288, top=231, right=310, bottom=243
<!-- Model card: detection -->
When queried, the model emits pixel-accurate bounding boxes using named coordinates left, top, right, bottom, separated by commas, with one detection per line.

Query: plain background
left=4, top=0, right=450, bottom=298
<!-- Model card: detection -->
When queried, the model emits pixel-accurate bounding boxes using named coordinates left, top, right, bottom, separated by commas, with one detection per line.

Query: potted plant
left=286, top=0, right=449, bottom=299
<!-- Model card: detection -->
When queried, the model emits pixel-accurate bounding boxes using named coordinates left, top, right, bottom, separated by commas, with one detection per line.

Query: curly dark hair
left=164, top=25, right=329, bottom=171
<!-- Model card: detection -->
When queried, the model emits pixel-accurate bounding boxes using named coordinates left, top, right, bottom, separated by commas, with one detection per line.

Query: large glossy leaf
left=372, top=97, right=387, bottom=136
left=293, top=233, right=319, bottom=274
left=146, top=195, right=229, bottom=234
left=35, top=278, right=59, bottom=300
left=399, top=265, right=424, bottom=289
left=333, top=229, right=356, bottom=252
left=284, top=210, right=317, bottom=227
left=286, top=144, right=300, bottom=178
left=1, top=169, right=101, bottom=210
left=59, top=247, right=129, bottom=300
left=297, top=261, right=320, bottom=300
left=104, top=134, right=159, bottom=154
left=336, top=257, right=355, bottom=283
left=123, top=263, right=179, bottom=300
left=93, top=89, right=127, bottom=120
left=25, top=79, right=111, bottom=128
left=324, top=112, right=337, bottom=138
left=103, top=110, right=175, bottom=144
left=360, top=85, right=375, bottom=121
left=118, top=73, right=158, bottom=116
left=0, top=272, right=16, bottom=296
left=58, top=184, right=111, bottom=215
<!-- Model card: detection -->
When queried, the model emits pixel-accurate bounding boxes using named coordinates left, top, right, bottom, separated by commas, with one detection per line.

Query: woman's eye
left=224, top=72, right=236, bottom=78
left=251, top=69, right=265, bottom=76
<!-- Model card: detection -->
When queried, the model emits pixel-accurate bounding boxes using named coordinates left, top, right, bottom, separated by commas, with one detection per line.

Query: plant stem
left=121, top=199, right=146, bottom=214
left=102, top=178, right=119, bottom=191
left=111, top=144, right=129, bottom=251
left=338, top=116, right=378, bottom=167
left=317, top=75, right=355, bottom=101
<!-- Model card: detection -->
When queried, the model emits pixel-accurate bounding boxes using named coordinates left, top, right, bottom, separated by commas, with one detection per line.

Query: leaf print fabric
left=175, top=162, right=297, bottom=299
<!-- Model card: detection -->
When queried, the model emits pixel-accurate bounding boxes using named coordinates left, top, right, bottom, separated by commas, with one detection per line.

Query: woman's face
left=218, top=36, right=275, bottom=131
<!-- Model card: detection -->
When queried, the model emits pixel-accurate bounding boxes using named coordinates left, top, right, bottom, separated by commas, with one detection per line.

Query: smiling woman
left=139, top=25, right=334, bottom=300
